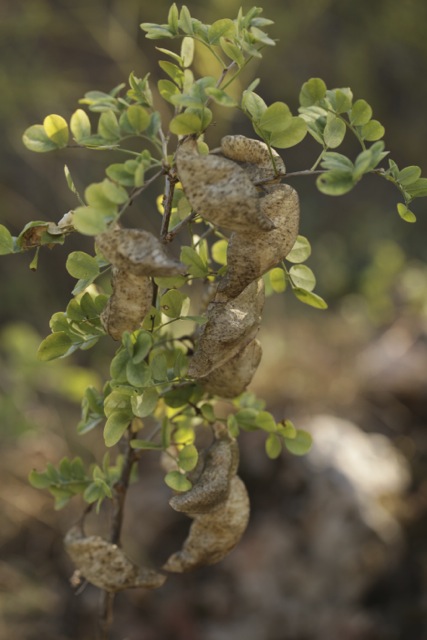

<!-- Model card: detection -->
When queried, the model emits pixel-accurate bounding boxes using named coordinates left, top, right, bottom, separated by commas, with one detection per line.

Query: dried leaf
left=163, top=475, right=250, bottom=572
left=64, top=526, right=166, bottom=592
left=96, top=228, right=185, bottom=276
left=187, top=279, right=265, bottom=378
left=169, top=426, right=239, bottom=514
left=101, top=267, right=153, bottom=340
left=201, top=339, right=262, bottom=398
left=217, top=184, right=300, bottom=299
left=220, top=135, right=285, bottom=183
left=175, top=138, right=275, bottom=232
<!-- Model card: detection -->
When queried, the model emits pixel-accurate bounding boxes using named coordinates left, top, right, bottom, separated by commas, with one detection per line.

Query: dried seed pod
left=175, top=138, right=275, bottom=232
left=64, top=526, right=166, bottom=592
left=163, top=475, right=250, bottom=572
left=220, top=135, right=286, bottom=183
left=201, top=339, right=262, bottom=398
left=169, top=426, right=239, bottom=514
left=96, top=228, right=184, bottom=276
left=217, top=184, right=300, bottom=299
left=101, top=267, right=153, bottom=340
left=187, top=279, right=265, bottom=378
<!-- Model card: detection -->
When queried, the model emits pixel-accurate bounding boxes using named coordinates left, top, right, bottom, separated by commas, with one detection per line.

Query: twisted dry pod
left=216, top=184, right=300, bottom=300
left=220, top=135, right=286, bottom=183
left=187, top=279, right=265, bottom=378
left=163, top=475, right=250, bottom=572
left=96, top=228, right=184, bottom=340
left=175, top=138, right=275, bottom=232
left=164, top=426, right=250, bottom=573
left=64, top=526, right=166, bottom=592
left=201, top=339, right=262, bottom=398
left=96, top=228, right=185, bottom=277
left=170, top=426, right=239, bottom=514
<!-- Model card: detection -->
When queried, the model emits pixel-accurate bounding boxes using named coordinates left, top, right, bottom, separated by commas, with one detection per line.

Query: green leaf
left=169, top=112, right=202, bottom=135
left=110, top=349, right=131, bottom=383
left=180, top=246, right=208, bottom=277
left=101, top=179, right=128, bottom=205
left=235, top=408, right=258, bottom=431
left=268, top=267, right=286, bottom=293
left=205, top=87, right=237, bottom=107
left=158, top=79, right=180, bottom=104
left=404, top=177, right=427, bottom=198
left=327, top=88, right=352, bottom=113
left=98, top=110, right=120, bottom=140
left=178, top=6, right=193, bottom=33
left=208, top=18, right=235, bottom=44
left=284, top=429, right=313, bottom=455
left=265, top=433, right=282, bottom=459
left=163, top=384, right=196, bottom=408
left=160, top=289, right=187, bottom=318
left=131, top=387, right=159, bottom=418
left=361, top=120, right=385, bottom=141
left=150, top=353, right=168, bottom=382
left=66, top=251, right=100, bottom=280
left=178, top=444, right=198, bottom=471
left=255, top=411, right=277, bottom=433
left=320, top=152, right=354, bottom=173
left=286, top=235, right=311, bottom=263
left=278, top=419, right=297, bottom=439
left=73, top=206, right=113, bottom=236
left=126, top=360, right=151, bottom=387
left=316, top=171, right=355, bottom=196
left=211, top=239, right=228, bottom=265
left=106, top=163, right=135, bottom=187
left=43, top=114, right=69, bottom=148
left=22, top=124, right=59, bottom=153
left=180, top=36, right=194, bottom=67
left=293, top=288, right=328, bottom=309
left=219, top=38, right=245, bottom=67
left=289, top=264, right=316, bottom=291
left=104, top=411, right=131, bottom=447
left=37, top=332, right=73, bottom=361
left=29, top=470, right=51, bottom=489
left=70, top=109, right=91, bottom=141
left=132, top=331, right=153, bottom=363
left=154, top=274, right=187, bottom=289
left=140, top=24, right=175, bottom=40
left=130, top=439, right=162, bottom=450
left=164, top=470, right=192, bottom=492
left=323, top=114, right=346, bottom=148
left=126, top=105, right=150, bottom=133
left=0, top=225, right=14, bottom=255
left=299, top=77, right=327, bottom=107
left=268, top=118, right=307, bottom=149
left=397, top=165, right=422, bottom=186
left=397, top=203, right=416, bottom=223
left=104, top=389, right=132, bottom=418
left=167, top=3, right=179, bottom=33
left=259, top=102, right=292, bottom=132
left=241, top=90, right=267, bottom=121
left=350, top=99, right=372, bottom=126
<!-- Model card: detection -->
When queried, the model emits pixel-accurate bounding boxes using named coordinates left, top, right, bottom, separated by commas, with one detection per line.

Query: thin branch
left=160, top=169, right=179, bottom=243
left=163, top=210, right=198, bottom=243
left=118, top=168, right=164, bottom=219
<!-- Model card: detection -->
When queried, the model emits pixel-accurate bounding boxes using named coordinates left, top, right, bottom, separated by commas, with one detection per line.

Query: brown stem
left=97, top=431, right=138, bottom=640
left=160, top=169, right=179, bottom=243
left=163, top=210, right=198, bottom=243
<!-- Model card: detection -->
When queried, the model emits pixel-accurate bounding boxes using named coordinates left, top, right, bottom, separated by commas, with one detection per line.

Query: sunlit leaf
left=37, top=332, right=73, bottom=361
left=43, top=114, right=69, bottom=147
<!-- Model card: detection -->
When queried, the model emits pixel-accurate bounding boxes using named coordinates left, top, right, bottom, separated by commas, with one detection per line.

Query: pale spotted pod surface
left=175, top=138, right=275, bottom=232
left=220, top=135, right=286, bottom=183
left=101, top=267, right=153, bottom=340
left=169, top=427, right=239, bottom=514
left=163, top=475, right=250, bottom=573
left=201, top=339, right=262, bottom=398
left=187, top=279, right=265, bottom=378
left=64, top=527, right=166, bottom=592
left=216, top=184, right=300, bottom=300
left=96, top=228, right=185, bottom=276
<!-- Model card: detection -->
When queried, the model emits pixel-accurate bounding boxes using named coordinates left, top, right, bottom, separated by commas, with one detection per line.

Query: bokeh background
left=1, top=1, right=427, bottom=639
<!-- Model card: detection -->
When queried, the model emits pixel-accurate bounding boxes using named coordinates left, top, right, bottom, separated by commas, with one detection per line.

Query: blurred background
left=1, top=0, right=427, bottom=638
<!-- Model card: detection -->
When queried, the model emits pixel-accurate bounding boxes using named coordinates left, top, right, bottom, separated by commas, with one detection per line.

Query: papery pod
left=96, top=228, right=184, bottom=276
left=169, top=424, right=239, bottom=514
left=220, top=135, right=286, bottom=183
left=64, top=526, right=166, bottom=592
left=175, top=138, right=275, bottom=232
left=163, top=475, right=250, bottom=573
left=101, top=267, right=153, bottom=340
left=217, top=184, right=300, bottom=299
left=187, top=279, right=265, bottom=378
left=201, top=339, right=262, bottom=398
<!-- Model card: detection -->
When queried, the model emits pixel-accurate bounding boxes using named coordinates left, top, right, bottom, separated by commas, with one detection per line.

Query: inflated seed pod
left=169, top=426, right=239, bottom=514
left=220, top=135, right=286, bottom=183
left=96, top=228, right=185, bottom=277
left=216, top=184, right=300, bottom=300
left=163, top=475, right=250, bottom=572
left=64, top=526, right=166, bottom=592
left=187, top=279, right=265, bottom=378
left=201, top=339, right=262, bottom=398
left=101, top=267, right=153, bottom=340
left=175, top=138, right=275, bottom=232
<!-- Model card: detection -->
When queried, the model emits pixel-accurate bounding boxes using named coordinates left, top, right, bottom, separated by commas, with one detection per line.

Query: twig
left=118, top=168, right=164, bottom=219
left=162, top=210, right=198, bottom=243
left=160, top=169, right=179, bottom=243
left=97, top=432, right=138, bottom=640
